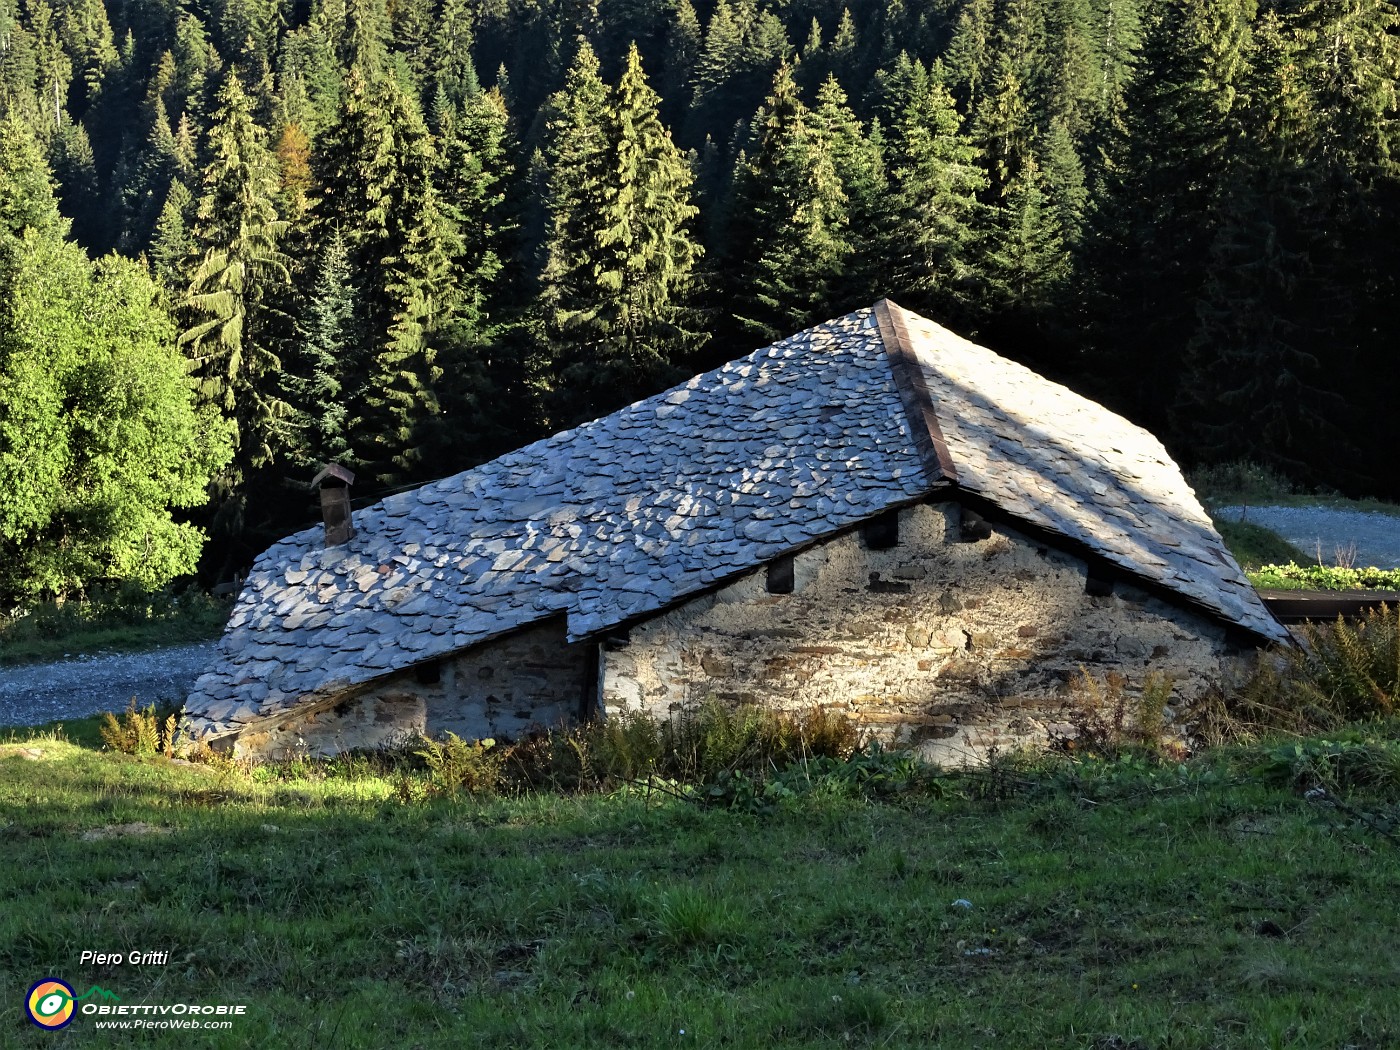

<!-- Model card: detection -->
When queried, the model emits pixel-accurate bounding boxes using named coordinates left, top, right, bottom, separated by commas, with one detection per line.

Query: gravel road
left=1215, top=504, right=1400, bottom=569
left=0, top=642, right=216, bottom=729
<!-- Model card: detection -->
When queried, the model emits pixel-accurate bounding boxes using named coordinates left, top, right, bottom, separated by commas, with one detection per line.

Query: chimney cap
left=310, top=463, right=356, bottom=491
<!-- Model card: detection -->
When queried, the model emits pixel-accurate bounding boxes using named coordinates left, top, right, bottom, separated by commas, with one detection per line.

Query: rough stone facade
left=184, top=302, right=1287, bottom=759
left=234, top=619, right=586, bottom=759
left=601, top=502, right=1238, bottom=764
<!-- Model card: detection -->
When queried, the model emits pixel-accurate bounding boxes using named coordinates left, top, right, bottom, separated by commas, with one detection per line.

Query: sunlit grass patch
left=2, top=719, right=1400, bottom=1047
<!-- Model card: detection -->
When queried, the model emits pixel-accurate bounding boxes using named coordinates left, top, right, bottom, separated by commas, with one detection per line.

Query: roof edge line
left=873, top=299, right=960, bottom=487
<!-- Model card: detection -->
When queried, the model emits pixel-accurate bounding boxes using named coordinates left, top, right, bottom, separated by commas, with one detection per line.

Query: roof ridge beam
left=873, top=298, right=959, bottom=487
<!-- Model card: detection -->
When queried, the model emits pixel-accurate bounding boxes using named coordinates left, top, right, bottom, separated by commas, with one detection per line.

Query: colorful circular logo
left=26, top=979, right=76, bottom=1029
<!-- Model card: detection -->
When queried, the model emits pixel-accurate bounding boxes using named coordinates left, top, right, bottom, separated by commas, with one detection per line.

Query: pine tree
left=0, top=113, right=65, bottom=247
left=274, top=120, right=312, bottom=219
left=661, top=0, right=702, bottom=129
left=689, top=0, right=790, bottom=148
left=179, top=72, right=291, bottom=477
left=277, top=24, right=343, bottom=136
left=727, top=61, right=851, bottom=343
left=971, top=0, right=1048, bottom=203
left=0, top=0, right=41, bottom=127
left=1045, top=0, right=1098, bottom=136
left=431, top=0, right=477, bottom=107
left=1290, top=0, right=1400, bottom=177
left=151, top=178, right=195, bottom=288
left=810, top=75, right=886, bottom=301
left=313, top=63, right=453, bottom=481
left=944, top=0, right=994, bottom=111
left=434, top=77, right=513, bottom=331
left=47, top=120, right=101, bottom=244
left=1174, top=13, right=1339, bottom=471
left=877, top=56, right=988, bottom=321
left=988, top=156, right=1067, bottom=313
left=541, top=40, right=702, bottom=423
left=390, top=0, right=433, bottom=89
left=1080, top=0, right=1251, bottom=431
left=1282, top=0, right=1400, bottom=487
left=286, top=230, right=358, bottom=467
left=56, top=0, right=117, bottom=116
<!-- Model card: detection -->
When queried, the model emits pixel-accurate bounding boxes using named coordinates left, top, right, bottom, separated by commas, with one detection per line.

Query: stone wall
left=600, top=502, right=1239, bottom=764
left=233, top=618, right=590, bottom=759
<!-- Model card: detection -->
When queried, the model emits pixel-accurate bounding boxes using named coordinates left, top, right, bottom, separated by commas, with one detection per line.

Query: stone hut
left=182, top=301, right=1289, bottom=763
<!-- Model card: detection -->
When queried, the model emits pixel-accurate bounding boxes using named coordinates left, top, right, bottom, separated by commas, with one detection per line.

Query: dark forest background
left=1, top=0, right=1397, bottom=586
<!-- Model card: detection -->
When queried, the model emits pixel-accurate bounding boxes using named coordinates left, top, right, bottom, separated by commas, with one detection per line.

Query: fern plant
left=1293, top=605, right=1399, bottom=722
left=100, top=701, right=175, bottom=756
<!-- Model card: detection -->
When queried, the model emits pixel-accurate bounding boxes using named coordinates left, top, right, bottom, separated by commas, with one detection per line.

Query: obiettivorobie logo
left=25, top=979, right=120, bottom=1030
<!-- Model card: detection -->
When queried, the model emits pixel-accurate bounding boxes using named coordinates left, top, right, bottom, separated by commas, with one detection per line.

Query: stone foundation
left=229, top=502, right=1248, bottom=764
left=232, top=618, right=590, bottom=760
left=600, top=502, right=1239, bottom=765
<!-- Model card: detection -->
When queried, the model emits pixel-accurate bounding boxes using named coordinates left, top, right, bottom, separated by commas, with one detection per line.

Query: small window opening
left=767, top=555, right=795, bottom=594
left=862, top=510, right=900, bottom=550
left=960, top=508, right=993, bottom=543
left=1085, top=562, right=1116, bottom=597
left=415, top=660, right=442, bottom=685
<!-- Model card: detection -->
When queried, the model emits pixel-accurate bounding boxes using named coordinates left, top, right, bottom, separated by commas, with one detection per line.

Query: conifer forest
left=0, top=0, right=1397, bottom=596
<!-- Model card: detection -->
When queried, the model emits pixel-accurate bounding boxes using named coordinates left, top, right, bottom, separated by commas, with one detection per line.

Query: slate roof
left=184, top=301, right=1289, bottom=739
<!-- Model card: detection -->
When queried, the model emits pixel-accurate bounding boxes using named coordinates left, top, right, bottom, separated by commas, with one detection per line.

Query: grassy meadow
left=4, top=714, right=1400, bottom=1049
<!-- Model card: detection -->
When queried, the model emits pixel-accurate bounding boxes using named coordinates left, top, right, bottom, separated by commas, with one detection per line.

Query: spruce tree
left=726, top=61, right=851, bottom=343
left=541, top=40, right=702, bottom=424
left=179, top=71, right=291, bottom=477
left=433, top=71, right=513, bottom=328
left=810, top=75, right=886, bottom=301
left=286, top=230, right=358, bottom=467
left=944, top=0, right=995, bottom=111
left=988, top=156, right=1068, bottom=313
left=151, top=178, right=195, bottom=288
left=313, top=62, right=453, bottom=481
left=1080, top=0, right=1251, bottom=431
left=877, top=57, right=988, bottom=321
left=431, top=0, right=477, bottom=107
left=971, top=0, right=1048, bottom=203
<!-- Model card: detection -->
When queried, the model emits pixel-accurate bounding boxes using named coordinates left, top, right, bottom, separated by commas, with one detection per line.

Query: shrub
left=502, top=703, right=862, bottom=794
left=1052, top=669, right=1179, bottom=758
left=1250, top=563, right=1400, bottom=592
left=1189, top=460, right=1297, bottom=506
left=417, top=733, right=504, bottom=798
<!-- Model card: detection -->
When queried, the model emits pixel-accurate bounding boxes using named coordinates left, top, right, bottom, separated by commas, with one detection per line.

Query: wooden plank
left=873, top=298, right=959, bottom=486
left=1257, top=589, right=1400, bottom=622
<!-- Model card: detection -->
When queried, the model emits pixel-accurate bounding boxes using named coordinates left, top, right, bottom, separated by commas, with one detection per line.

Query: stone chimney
left=310, top=463, right=356, bottom=545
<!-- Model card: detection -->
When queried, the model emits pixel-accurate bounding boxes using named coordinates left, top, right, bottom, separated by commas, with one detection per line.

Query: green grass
left=1213, top=517, right=1309, bottom=572
left=1249, top=564, right=1400, bottom=592
left=0, top=590, right=230, bottom=666
left=4, top=728, right=1400, bottom=1047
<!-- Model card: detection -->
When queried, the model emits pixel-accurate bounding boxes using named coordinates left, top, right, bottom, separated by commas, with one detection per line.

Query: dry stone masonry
left=604, top=503, right=1236, bottom=765
left=182, top=301, right=1290, bottom=760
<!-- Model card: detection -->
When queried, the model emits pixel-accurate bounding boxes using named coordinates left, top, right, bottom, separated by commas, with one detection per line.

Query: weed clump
left=500, top=701, right=861, bottom=794
left=1292, top=606, right=1399, bottom=721
left=99, top=701, right=178, bottom=758
left=417, top=733, right=505, bottom=798
left=1051, top=669, right=1179, bottom=759
left=1189, top=606, right=1400, bottom=743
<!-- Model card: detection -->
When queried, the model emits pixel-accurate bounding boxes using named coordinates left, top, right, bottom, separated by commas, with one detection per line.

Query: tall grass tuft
left=501, top=702, right=861, bottom=794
